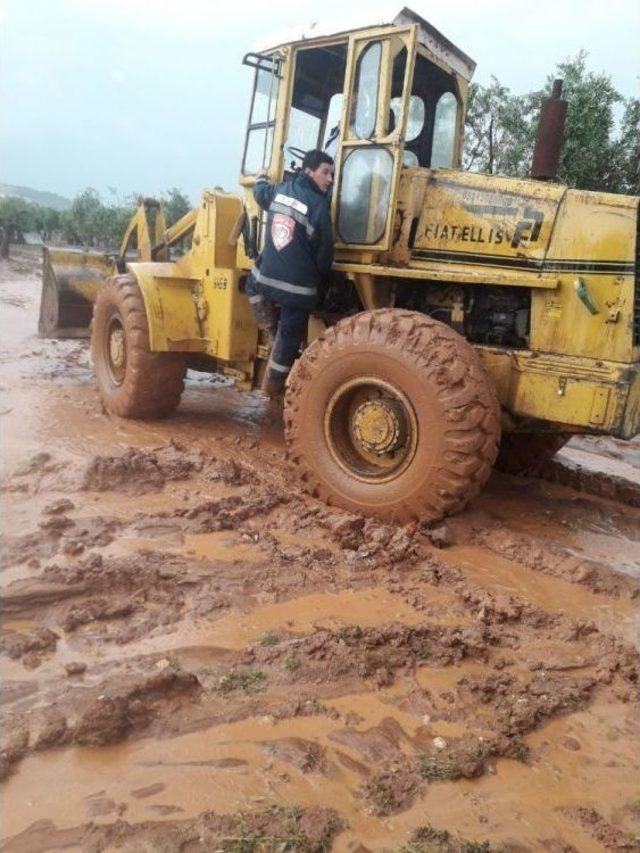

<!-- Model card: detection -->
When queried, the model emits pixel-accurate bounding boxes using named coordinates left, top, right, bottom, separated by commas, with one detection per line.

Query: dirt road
left=1, top=247, right=638, bottom=852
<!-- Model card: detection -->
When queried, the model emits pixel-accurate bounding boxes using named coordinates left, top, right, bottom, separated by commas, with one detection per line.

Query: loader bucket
left=38, top=247, right=117, bottom=338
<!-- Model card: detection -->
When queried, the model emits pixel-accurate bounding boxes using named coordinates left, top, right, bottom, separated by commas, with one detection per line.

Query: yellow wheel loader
left=40, top=8, right=640, bottom=523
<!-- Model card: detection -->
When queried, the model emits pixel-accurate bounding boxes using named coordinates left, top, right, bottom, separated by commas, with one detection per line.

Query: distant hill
left=0, top=182, right=70, bottom=210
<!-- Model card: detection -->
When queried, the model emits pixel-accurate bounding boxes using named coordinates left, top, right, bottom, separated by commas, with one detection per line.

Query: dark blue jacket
left=252, top=172, right=334, bottom=309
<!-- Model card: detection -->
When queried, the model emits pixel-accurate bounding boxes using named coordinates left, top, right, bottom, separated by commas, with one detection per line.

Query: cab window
left=431, top=92, right=458, bottom=168
left=338, top=148, right=393, bottom=243
left=401, top=51, right=459, bottom=168
left=242, top=61, right=280, bottom=175
left=350, top=42, right=381, bottom=139
left=283, top=43, right=348, bottom=173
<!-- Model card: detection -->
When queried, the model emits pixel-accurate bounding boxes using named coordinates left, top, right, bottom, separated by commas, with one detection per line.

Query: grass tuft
left=218, top=669, right=266, bottom=694
left=258, top=632, right=281, bottom=646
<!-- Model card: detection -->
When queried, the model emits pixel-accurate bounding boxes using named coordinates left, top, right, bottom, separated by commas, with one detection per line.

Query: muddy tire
left=284, top=309, right=501, bottom=523
left=495, top=433, right=569, bottom=476
left=91, top=274, right=186, bottom=419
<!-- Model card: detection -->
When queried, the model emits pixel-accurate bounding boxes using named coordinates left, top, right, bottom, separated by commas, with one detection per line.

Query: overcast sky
left=1, top=0, right=638, bottom=202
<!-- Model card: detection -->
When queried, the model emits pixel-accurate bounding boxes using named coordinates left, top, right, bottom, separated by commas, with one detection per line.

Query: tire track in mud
left=1, top=446, right=638, bottom=851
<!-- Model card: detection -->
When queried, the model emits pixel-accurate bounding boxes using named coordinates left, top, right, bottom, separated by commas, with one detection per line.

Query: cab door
left=333, top=25, right=417, bottom=251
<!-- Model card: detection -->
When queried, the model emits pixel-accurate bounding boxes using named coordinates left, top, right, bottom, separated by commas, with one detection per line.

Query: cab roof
left=259, top=7, right=476, bottom=82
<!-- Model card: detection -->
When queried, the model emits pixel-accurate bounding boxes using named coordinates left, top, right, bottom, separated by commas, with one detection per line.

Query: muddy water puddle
left=69, top=586, right=429, bottom=663
left=481, top=477, right=640, bottom=579
left=97, top=530, right=266, bottom=565
left=2, top=699, right=407, bottom=842
left=7, top=689, right=634, bottom=852
left=2, top=254, right=639, bottom=850
left=0, top=585, right=432, bottom=686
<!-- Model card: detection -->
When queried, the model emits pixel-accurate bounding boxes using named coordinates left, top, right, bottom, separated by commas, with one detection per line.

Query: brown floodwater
left=1, top=249, right=638, bottom=851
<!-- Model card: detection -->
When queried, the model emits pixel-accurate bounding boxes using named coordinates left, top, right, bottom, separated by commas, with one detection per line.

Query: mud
left=4, top=805, right=344, bottom=853
left=1, top=247, right=639, bottom=851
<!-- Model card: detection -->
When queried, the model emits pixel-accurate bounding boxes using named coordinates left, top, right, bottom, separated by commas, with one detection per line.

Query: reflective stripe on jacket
left=253, top=172, right=334, bottom=308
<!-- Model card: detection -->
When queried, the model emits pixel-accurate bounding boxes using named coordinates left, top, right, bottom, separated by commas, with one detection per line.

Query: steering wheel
left=286, top=145, right=306, bottom=162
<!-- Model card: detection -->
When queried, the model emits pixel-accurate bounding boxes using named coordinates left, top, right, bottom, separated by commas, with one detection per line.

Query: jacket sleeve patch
left=271, top=213, right=295, bottom=251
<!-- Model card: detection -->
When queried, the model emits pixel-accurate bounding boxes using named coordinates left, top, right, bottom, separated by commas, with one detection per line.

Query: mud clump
left=72, top=696, right=137, bottom=746
left=0, top=626, right=59, bottom=661
left=72, top=670, right=201, bottom=746
left=419, top=555, right=552, bottom=628
left=361, top=762, right=421, bottom=815
left=458, top=672, right=596, bottom=737
left=261, top=737, right=327, bottom=773
left=322, top=512, right=422, bottom=566
left=45, top=551, right=177, bottom=594
left=325, top=513, right=365, bottom=549
left=360, top=733, right=494, bottom=816
left=207, top=457, right=259, bottom=485
left=2, top=514, right=121, bottom=569
left=561, top=807, right=636, bottom=850
left=272, top=696, right=339, bottom=721
left=423, top=522, right=455, bottom=549
left=43, top=498, right=75, bottom=515
left=13, top=452, right=60, bottom=478
left=4, top=805, right=344, bottom=852
left=166, top=489, right=287, bottom=533
left=33, top=709, right=68, bottom=751
left=251, top=621, right=494, bottom=687
left=63, top=597, right=137, bottom=631
left=82, top=445, right=201, bottom=494
left=0, top=728, right=29, bottom=781
left=359, top=664, right=605, bottom=817
left=416, top=733, right=492, bottom=782
left=472, top=526, right=639, bottom=599
left=408, top=824, right=498, bottom=852
left=588, top=634, right=640, bottom=684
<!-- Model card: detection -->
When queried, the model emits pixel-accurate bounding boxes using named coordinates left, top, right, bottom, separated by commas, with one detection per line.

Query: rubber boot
left=260, top=367, right=287, bottom=401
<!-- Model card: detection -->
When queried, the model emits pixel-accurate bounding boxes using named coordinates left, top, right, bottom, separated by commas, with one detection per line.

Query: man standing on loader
left=248, top=149, right=334, bottom=398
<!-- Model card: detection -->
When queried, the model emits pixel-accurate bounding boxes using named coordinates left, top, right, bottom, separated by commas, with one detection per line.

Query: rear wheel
left=91, top=274, right=186, bottom=419
left=284, top=309, right=501, bottom=523
left=495, top=433, right=569, bottom=476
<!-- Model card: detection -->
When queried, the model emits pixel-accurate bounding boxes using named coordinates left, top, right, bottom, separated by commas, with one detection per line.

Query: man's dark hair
left=303, top=149, right=334, bottom=171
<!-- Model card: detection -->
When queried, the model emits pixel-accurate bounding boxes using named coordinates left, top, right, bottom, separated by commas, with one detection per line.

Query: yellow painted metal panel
left=530, top=190, right=637, bottom=361
left=129, top=190, right=258, bottom=365
left=412, top=169, right=566, bottom=265
left=477, top=348, right=640, bottom=438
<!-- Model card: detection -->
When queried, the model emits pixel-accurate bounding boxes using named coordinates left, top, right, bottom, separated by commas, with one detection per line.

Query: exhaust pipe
left=531, top=78, right=567, bottom=181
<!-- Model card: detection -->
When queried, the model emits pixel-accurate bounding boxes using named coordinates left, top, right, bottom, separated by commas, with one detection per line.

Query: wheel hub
left=109, top=327, right=125, bottom=369
left=352, top=399, right=404, bottom=455
left=323, top=377, right=418, bottom=483
left=106, top=318, right=126, bottom=385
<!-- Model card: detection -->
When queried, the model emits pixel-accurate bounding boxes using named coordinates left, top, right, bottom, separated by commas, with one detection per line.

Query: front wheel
left=91, top=274, right=186, bottom=419
left=284, top=309, right=501, bottom=523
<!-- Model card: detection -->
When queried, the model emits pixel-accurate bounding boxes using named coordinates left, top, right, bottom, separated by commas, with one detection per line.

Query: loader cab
left=240, top=9, right=474, bottom=254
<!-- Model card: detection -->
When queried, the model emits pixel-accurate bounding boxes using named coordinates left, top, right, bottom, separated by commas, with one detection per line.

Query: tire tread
left=284, top=308, right=501, bottom=522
